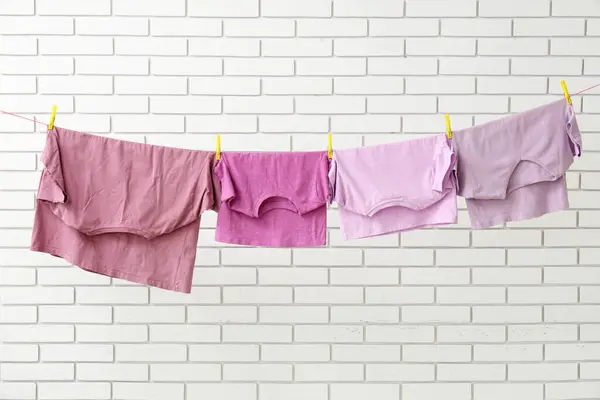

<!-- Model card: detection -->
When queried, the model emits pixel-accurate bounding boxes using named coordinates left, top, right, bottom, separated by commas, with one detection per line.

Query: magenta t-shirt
left=214, top=151, right=330, bottom=247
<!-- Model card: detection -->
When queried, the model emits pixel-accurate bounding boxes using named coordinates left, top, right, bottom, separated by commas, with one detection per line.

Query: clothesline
left=1, top=82, right=599, bottom=128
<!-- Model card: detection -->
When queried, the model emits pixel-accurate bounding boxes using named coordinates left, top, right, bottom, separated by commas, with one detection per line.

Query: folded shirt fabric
left=31, top=127, right=219, bottom=293
left=329, top=134, right=458, bottom=240
left=214, top=151, right=330, bottom=247
left=453, top=99, right=582, bottom=229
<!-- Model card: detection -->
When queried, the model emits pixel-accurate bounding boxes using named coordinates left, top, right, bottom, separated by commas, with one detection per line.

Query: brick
left=77, top=17, right=148, bottom=35
left=331, top=384, right=399, bottom=400
left=553, top=0, right=600, bottom=16
left=0, top=267, right=36, bottom=285
left=508, top=325, right=577, bottom=342
left=38, top=268, right=110, bottom=286
left=334, top=0, right=404, bottom=17
left=371, top=19, right=438, bottom=36
left=545, top=229, right=600, bottom=246
left=151, top=364, right=220, bottom=381
left=0, top=37, right=35, bottom=55
left=402, top=268, right=470, bottom=285
left=546, top=382, right=600, bottom=400
left=115, top=305, right=184, bottom=323
left=472, top=230, right=541, bottom=247
left=297, top=58, right=366, bottom=76
left=1, top=363, right=73, bottom=381
left=224, top=287, right=291, bottom=304
left=437, top=364, right=505, bottom=381
left=333, top=345, right=401, bottom=361
left=442, top=19, right=511, bottom=36
left=263, top=38, right=332, bottom=57
left=0, top=193, right=34, bottom=211
left=225, top=364, right=292, bottom=381
left=225, top=19, right=293, bottom=37
left=151, top=57, right=221, bottom=76
left=263, top=78, right=332, bottom=95
left=473, top=267, right=541, bottom=284
left=508, top=363, right=577, bottom=381
left=191, top=77, right=259, bottom=95
left=552, top=38, right=600, bottom=56
left=260, top=306, right=328, bottom=323
left=189, top=344, right=257, bottom=362
left=403, top=383, right=470, bottom=400
left=39, top=76, right=112, bottom=95
left=77, top=56, right=148, bottom=75
left=479, top=38, right=548, bottom=55
left=407, top=38, right=475, bottom=56
left=369, top=95, right=436, bottom=113
left=366, top=287, right=433, bottom=304
left=298, top=19, right=367, bottom=37
left=116, top=344, right=186, bottom=362
left=331, top=268, right=398, bottom=285
left=40, top=305, right=111, bottom=323
left=0, top=287, right=73, bottom=305
left=149, top=325, right=219, bottom=343
left=0, top=325, right=72, bottom=343
left=77, top=363, right=148, bottom=382
left=187, top=384, right=255, bottom=400
left=260, top=115, right=329, bottom=132
left=508, top=287, right=577, bottom=304
left=38, top=0, right=110, bottom=15
left=0, top=344, right=38, bottom=362
left=293, top=249, right=362, bottom=266
left=223, top=325, right=291, bottom=343
left=262, top=0, right=331, bottom=17
left=0, top=306, right=37, bottom=324
left=474, top=306, right=541, bottom=323
left=39, top=36, right=112, bottom=55
left=114, top=0, right=185, bottom=16
left=480, top=0, right=549, bottom=16
left=115, top=77, right=186, bottom=95
left=437, top=326, right=505, bottom=343
left=515, top=18, right=584, bottom=36
left=367, top=326, right=434, bottom=343
left=335, top=38, right=404, bottom=56
left=224, top=96, right=293, bottom=114
left=437, top=287, right=505, bottom=304
left=225, top=58, right=294, bottom=76
left=261, top=384, right=327, bottom=400
left=77, top=325, right=148, bottom=343
left=0, top=0, right=34, bottom=15
left=439, top=57, right=508, bottom=75
left=115, top=37, right=186, bottom=56
left=113, top=383, right=184, bottom=400
left=475, top=344, right=543, bottom=361
left=546, top=343, right=600, bottom=361
left=189, top=0, right=258, bottom=16
left=150, top=96, right=221, bottom=115
left=369, top=57, right=437, bottom=75
left=403, top=306, right=470, bottom=323
left=436, top=249, right=505, bottom=266
left=295, top=287, right=363, bottom=304
left=296, top=325, right=363, bottom=343
left=296, top=96, right=365, bottom=114
left=0, top=17, right=73, bottom=34
left=40, top=344, right=112, bottom=362
left=474, top=383, right=543, bottom=400
left=0, top=153, right=36, bottom=170
left=366, top=364, right=432, bottom=382
left=112, top=115, right=184, bottom=133
left=546, top=305, right=600, bottom=322
left=296, top=364, right=363, bottom=382
left=151, top=18, right=220, bottom=36
left=261, top=344, right=329, bottom=361
left=331, top=306, right=398, bottom=323
left=508, top=248, right=577, bottom=266
left=478, top=77, right=547, bottom=94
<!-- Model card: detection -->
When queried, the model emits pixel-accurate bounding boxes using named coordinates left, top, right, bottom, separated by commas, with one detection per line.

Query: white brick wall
left=0, top=1, right=599, bottom=399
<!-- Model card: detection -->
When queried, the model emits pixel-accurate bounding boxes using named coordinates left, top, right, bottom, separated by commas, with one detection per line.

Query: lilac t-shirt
left=214, top=151, right=330, bottom=247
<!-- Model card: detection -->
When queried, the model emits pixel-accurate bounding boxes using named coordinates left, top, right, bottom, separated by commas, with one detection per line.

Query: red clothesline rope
left=1, top=83, right=599, bottom=127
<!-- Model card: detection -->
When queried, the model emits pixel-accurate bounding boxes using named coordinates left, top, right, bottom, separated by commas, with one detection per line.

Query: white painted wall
left=0, top=1, right=599, bottom=399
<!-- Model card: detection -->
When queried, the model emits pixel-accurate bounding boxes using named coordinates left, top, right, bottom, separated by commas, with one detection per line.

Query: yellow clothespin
left=444, top=114, right=452, bottom=139
left=561, top=80, right=572, bottom=105
left=216, top=135, right=221, bottom=160
left=48, top=105, right=57, bottom=130
left=328, top=133, right=333, bottom=159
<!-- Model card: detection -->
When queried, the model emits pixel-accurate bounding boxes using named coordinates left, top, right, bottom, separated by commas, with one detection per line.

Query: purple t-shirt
left=214, top=151, right=330, bottom=247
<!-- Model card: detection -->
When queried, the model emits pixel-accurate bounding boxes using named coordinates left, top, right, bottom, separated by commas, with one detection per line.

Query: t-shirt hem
left=29, top=244, right=190, bottom=293
left=215, top=235, right=326, bottom=247
left=342, top=216, right=458, bottom=240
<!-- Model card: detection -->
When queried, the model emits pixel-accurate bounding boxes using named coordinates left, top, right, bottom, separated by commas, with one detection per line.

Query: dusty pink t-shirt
left=214, top=151, right=330, bottom=247
left=31, top=127, right=219, bottom=293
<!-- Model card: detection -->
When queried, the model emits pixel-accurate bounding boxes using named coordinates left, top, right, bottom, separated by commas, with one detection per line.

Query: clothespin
left=444, top=114, right=452, bottom=139
left=216, top=135, right=221, bottom=160
left=328, top=133, right=333, bottom=159
left=561, top=80, right=572, bottom=105
left=48, top=105, right=57, bottom=130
